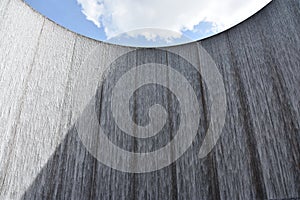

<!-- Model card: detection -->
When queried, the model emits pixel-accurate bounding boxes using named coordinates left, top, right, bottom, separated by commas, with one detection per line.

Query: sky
left=24, top=0, right=271, bottom=47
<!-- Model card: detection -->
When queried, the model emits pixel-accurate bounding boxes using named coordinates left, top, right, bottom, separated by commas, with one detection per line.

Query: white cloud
left=77, top=0, right=104, bottom=28
left=124, top=28, right=183, bottom=42
left=77, top=0, right=271, bottom=40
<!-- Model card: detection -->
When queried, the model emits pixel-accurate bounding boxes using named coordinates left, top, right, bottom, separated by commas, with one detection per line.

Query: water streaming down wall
left=0, top=0, right=299, bottom=199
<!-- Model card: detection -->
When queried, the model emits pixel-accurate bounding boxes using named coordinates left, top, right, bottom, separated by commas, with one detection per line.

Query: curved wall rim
left=21, top=0, right=273, bottom=48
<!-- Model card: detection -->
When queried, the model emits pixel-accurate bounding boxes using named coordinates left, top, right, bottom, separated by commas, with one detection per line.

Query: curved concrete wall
left=0, top=0, right=299, bottom=199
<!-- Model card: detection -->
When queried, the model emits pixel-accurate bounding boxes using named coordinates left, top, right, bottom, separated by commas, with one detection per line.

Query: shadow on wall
left=21, top=49, right=219, bottom=200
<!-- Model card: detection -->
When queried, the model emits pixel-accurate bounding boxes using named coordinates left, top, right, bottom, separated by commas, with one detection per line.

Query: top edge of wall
left=20, top=0, right=273, bottom=49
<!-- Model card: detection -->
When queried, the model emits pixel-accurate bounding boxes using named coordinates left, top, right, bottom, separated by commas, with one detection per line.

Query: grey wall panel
left=0, top=0, right=10, bottom=21
left=198, top=36, right=262, bottom=199
left=0, top=0, right=299, bottom=200
left=199, top=1, right=300, bottom=198
left=0, top=1, right=45, bottom=198
left=0, top=2, right=79, bottom=198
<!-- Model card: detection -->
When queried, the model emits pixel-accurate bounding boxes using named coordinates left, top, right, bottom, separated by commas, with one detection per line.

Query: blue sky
left=25, top=0, right=270, bottom=47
